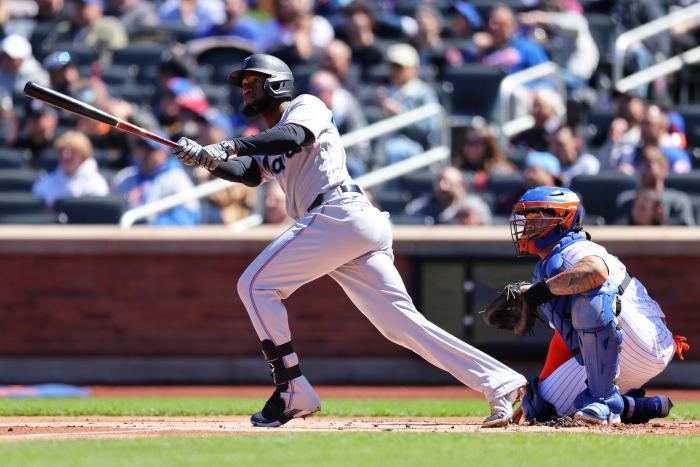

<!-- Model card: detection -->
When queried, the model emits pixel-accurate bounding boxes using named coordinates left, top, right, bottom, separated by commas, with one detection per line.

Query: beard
left=241, top=94, right=274, bottom=117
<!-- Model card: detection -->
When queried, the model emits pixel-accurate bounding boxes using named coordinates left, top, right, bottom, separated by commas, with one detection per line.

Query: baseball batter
left=509, top=186, right=679, bottom=424
left=173, top=54, right=526, bottom=428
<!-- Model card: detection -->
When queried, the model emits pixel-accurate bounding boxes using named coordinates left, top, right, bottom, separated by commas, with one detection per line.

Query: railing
left=497, top=61, right=565, bottom=143
left=612, top=2, right=700, bottom=87
left=615, top=45, right=700, bottom=94
left=120, top=103, right=449, bottom=228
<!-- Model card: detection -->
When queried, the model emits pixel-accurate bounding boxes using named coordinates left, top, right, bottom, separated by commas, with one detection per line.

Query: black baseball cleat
left=250, top=378, right=321, bottom=427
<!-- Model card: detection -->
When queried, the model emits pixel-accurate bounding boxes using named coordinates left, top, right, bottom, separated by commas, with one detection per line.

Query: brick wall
left=0, top=226, right=697, bottom=361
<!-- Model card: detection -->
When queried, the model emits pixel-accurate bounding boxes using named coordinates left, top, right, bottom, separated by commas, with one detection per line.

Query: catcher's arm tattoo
left=546, top=256, right=608, bottom=295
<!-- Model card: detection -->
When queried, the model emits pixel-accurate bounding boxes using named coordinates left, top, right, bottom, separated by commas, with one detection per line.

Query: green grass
left=1, top=398, right=699, bottom=419
left=0, top=432, right=698, bottom=467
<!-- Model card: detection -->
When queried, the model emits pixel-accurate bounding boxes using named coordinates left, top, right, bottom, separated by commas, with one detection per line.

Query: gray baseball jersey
left=254, top=94, right=350, bottom=220
left=237, top=94, right=526, bottom=413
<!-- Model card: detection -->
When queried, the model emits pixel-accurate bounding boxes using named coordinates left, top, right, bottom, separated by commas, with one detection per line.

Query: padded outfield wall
left=0, top=225, right=697, bottom=386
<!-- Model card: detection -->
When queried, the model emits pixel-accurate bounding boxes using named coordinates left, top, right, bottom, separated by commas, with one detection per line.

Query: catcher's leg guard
left=521, top=376, right=559, bottom=423
left=251, top=340, right=321, bottom=427
left=571, top=294, right=624, bottom=425
left=622, top=388, right=673, bottom=424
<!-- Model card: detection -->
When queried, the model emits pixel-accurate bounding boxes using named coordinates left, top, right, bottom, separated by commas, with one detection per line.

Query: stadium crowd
left=0, top=0, right=698, bottom=226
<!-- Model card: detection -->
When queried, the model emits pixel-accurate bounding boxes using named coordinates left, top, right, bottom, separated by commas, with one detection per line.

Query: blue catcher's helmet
left=510, top=186, right=583, bottom=256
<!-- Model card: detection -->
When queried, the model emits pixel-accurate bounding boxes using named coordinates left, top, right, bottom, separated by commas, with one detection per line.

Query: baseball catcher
left=484, top=186, right=686, bottom=425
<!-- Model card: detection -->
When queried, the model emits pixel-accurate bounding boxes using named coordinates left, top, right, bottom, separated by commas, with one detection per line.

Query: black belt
left=307, top=184, right=363, bottom=212
left=615, top=272, right=632, bottom=316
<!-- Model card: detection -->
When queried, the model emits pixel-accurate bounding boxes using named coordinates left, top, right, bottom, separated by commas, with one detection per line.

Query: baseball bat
left=23, top=81, right=178, bottom=149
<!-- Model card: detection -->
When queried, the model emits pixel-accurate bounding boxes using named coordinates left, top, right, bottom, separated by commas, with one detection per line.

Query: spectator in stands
left=616, top=145, right=694, bottom=226
left=159, top=0, right=224, bottom=34
left=510, top=87, right=564, bottom=152
left=618, top=189, right=667, bottom=226
left=106, top=0, right=160, bottom=31
left=157, top=77, right=210, bottom=140
left=340, top=0, right=386, bottom=79
left=597, top=91, right=645, bottom=170
left=48, top=0, right=128, bottom=66
left=263, top=181, right=291, bottom=225
left=195, top=109, right=257, bottom=225
left=549, top=125, right=599, bottom=186
left=518, top=0, right=599, bottom=89
left=375, top=43, right=440, bottom=166
left=197, top=0, right=263, bottom=43
left=448, top=1, right=482, bottom=40
left=321, top=39, right=361, bottom=95
left=263, top=0, right=334, bottom=52
left=308, top=70, right=369, bottom=176
left=269, top=9, right=322, bottom=69
left=0, top=34, right=48, bottom=95
left=453, top=122, right=516, bottom=192
left=523, top=151, right=563, bottom=190
left=113, top=132, right=200, bottom=225
left=617, top=104, right=692, bottom=175
left=13, top=100, right=59, bottom=166
left=409, top=3, right=447, bottom=77
left=405, top=166, right=491, bottom=225
left=32, top=130, right=109, bottom=207
left=461, top=5, right=549, bottom=76
left=454, top=194, right=492, bottom=226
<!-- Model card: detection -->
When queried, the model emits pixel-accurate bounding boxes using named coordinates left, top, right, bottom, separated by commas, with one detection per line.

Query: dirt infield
left=0, top=416, right=699, bottom=442
left=0, top=386, right=698, bottom=442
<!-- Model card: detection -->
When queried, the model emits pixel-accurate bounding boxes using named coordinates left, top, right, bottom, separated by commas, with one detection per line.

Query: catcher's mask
left=510, top=186, right=582, bottom=256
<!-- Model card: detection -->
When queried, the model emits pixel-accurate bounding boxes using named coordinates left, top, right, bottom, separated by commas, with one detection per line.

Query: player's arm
left=521, top=256, right=609, bottom=308
left=209, top=156, right=262, bottom=187
left=173, top=124, right=312, bottom=170
left=230, top=123, right=312, bottom=156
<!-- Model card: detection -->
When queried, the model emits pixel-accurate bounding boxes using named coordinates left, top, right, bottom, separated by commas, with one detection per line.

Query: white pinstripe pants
left=538, top=304, right=676, bottom=417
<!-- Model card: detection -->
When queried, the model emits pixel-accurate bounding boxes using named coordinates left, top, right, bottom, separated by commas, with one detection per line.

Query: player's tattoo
left=547, top=256, right=608, bottom=295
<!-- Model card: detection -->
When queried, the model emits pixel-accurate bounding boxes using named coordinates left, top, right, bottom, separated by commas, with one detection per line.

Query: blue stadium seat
left=0, top=212, right=59, bottom=224
left=665, top=171, right=700, bottom=195
left=112, top=43, right=167, bottom=68
left=585, top=108, right=615, bottom=148
left=38, top=43, right=100, bottom=66
left=128, top=21, right=198, bottom=43
left=0, top=192, right=46, bottom=215
left=676, top=104, right=700, bottom=150
left=485, top=173, right=525, bottom=215
left=585, top=14, right=616, bottom=64
left=399, top=169, right=435, bottom=198
left=53, top=195, right=128, bottom=224
left=442, top=65, right=506, bottom=118
left=100, top=64, right=139, bottom=86
left=0, top=148, right=30, bottom=169
left=0, top=169, right=39, bottom=192
left=570, top=171, right=639, bottom=224
left=374, top=190, right=412, bottom=215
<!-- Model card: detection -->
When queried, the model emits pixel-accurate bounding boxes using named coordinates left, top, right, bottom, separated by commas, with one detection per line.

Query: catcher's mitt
left=481, top=282, right=538, bottom=336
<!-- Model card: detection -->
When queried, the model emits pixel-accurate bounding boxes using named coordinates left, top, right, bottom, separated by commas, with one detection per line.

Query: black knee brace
left=261, top=339, right=302, bottom=387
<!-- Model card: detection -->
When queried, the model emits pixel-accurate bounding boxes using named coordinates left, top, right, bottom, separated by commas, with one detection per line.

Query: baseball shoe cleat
left=482, top=384, right=525, bottom=428
left=622, top=388, right=673, bottom=424
left=251, top=376, right=321, bottom=428
left=574, top=402, right=622, bottom=425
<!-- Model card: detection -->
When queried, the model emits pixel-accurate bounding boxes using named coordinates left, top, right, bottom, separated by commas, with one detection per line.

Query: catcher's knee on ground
left=521, top=376, right=559, bottom=422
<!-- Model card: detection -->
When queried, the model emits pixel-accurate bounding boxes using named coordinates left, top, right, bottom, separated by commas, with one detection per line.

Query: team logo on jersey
left=263, top=146, right=303, bottom=174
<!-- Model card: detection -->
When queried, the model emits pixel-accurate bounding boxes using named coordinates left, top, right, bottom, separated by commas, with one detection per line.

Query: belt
left=615, top=272, right=632, bottom=316
left=307, top=184, right=363, bottom=212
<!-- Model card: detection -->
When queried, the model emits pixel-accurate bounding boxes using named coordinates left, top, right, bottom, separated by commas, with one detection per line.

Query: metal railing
left=120, top=102, right=449, bottom=228
left=497, top=61, right=565, bottom=144
left=612, top=2, right=700, bottom=87
left=615, top=45, right=700, bottom=94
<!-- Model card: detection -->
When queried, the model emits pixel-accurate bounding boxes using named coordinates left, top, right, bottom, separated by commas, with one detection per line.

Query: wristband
left=523, top=280, right=555, bottom=307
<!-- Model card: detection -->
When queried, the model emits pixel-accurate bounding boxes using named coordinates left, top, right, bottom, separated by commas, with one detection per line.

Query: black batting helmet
left=227, top=54, right=294, bottom=99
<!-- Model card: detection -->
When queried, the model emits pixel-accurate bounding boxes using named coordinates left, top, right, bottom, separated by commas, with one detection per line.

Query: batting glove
left=173, top=137, right=201, bottom=167
left=197, top=140, right=236, bottom=170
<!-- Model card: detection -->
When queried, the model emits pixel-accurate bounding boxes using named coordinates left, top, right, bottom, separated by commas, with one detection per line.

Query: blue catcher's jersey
left=531, top=232, right=665, bottom=360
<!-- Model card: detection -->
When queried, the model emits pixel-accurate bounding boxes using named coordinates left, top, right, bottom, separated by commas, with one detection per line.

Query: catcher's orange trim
left=539, top=330, right=572, bottom=379
left=674, top=335, right=689, bottom=360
